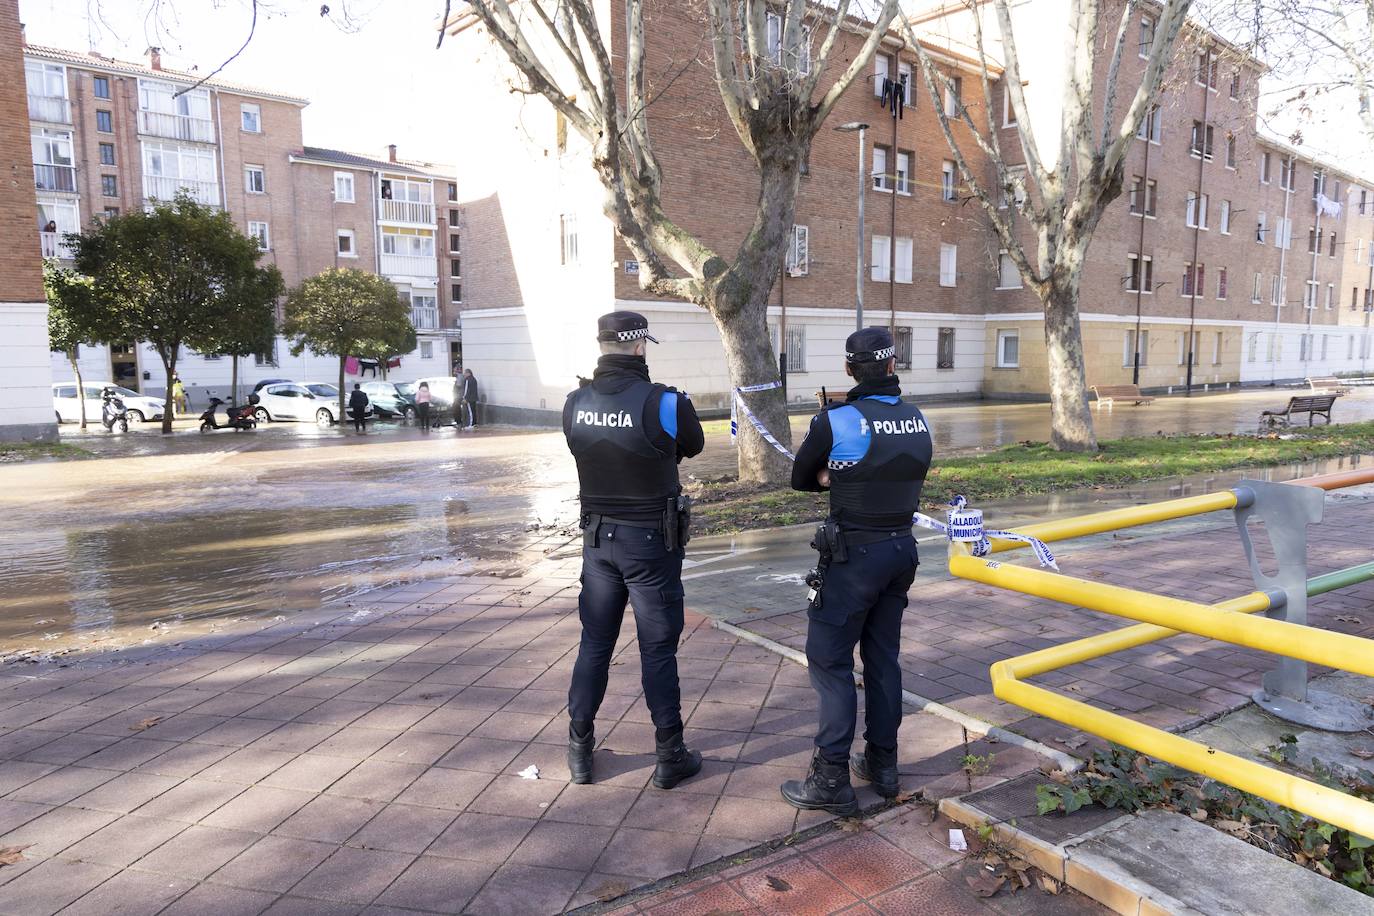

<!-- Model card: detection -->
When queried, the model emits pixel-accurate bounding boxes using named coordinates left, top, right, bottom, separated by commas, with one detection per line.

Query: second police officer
left=562, top=311, right=706, bottom=789
left=780, top=327, right=933, bottom=815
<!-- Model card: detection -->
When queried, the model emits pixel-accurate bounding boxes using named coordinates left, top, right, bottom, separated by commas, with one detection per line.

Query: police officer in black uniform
left=780, top=327, right=933, bottom=815
left=563, top=311, right=706, bottom=789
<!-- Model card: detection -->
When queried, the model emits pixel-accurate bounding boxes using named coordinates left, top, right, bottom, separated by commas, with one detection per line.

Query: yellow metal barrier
left=949, top=478, right=1374, bottom=839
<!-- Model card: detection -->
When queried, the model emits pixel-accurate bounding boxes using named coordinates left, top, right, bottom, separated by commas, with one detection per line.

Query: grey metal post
left=1233, top=479, right=1374, bottom=731
left=856, top=125, right=866, bottom=331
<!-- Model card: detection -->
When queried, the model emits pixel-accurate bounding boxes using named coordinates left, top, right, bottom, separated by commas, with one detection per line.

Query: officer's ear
left=635, top=340, right=648, bottom=358
left=844, top=362, right=855, bottom=379
left=885, top=357, right=896, bottom=375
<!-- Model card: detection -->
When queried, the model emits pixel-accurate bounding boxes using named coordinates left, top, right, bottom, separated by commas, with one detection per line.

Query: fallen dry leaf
left=764, top=875, right=792, bottom=892
left=0, top=845, right=32, bottom=867
left=1335, top=615, right=1363, bottom=624
left=966, top=872, right=1007, bottom=897
left=1061, top=736, right=1088, bottom=750
left=1191, top=809, right=1208, bottom=821
left=1351, top=748, right=1374, bottom=760
left=130, top=716, right=163, bottom=732
left=1012, top=866, right=1032, bottom=889
left=593, top=880, right=629, bottom=903
left=892, top=791, right=918, bottom=805
left=1038, top=874, right=1062, bottom=895
left=836, top=817, right=869, bottom=833
left=1215, top=819, right=1247, bottom=835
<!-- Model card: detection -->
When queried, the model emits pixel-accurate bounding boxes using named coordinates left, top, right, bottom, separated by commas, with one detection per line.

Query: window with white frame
left=1127, top=253, right=1153, bottom=292
left=1272, top=275, right=1283, bottom=305
left=997, top=251, right=1021, bottom=288
left=939, top=244, right=957, bottom=287
left=894, top=237, right=913, bottom=283
left=1326, top=283, right=1335, bottom=309
left=1186, top=193, right=1209, bottom=228
left=1225, top=135, right=1236, bottom=169
left=871, top=235, right=890, bottom=281
left=1276, top=217, right=1292, bottom=249
left=248, top=221, right=269, bottom=251
left=334, top=171, right=355, bottom=202
left=1138, top=14, right=1156, bottom=57
left=898, top=61, right=913, bottom=105
left=1213, top=331, right=1224, bottom=364
left=244, top=164, right=265, bottom=194
left=560, top=213, right=578, bottom=265
left=996, top=329, right=1020, bottom=367
left=337, top=229, right=356, bottom=257
left=943, top=77, right=962, bottom=117
left=1260, top=152, right=1271, bottom=184
left=999, top=166, right=1027, bottom=208
left=1190, top=121, right=1214, bottom=159
left=1178, top=330, right=1200, bottom=365
left=420, top=341, right=434, bottom=359
left=1217, top=267, right=1228, bottom=300
left=1256, top=211, right=1267, bottom=243
left=1182, top=262, right=1205, bottom=296
left=894, top=150, right=912, bottom=194
left=241, top=103, right=261, bottom=133
left=382, top=231, right=435, bottom=258
left=784, top=324, right=806, bottom=371
left=1136, top=104, right=1162, bottom=142
left=1219, top=199, right=1231, bottom=234
left=872, top=145, right=891, bottom=191
left=941, top=160, right=957, bottom=201
left=786, top=224, right=809, bottom=276
left=1280, top=157, right=1295, bottom=189
left=1305, top=279, right=1319, bottom=309
left=142, top=141, right=218, bottom=204
left=874, top=53, right=890, bottom=98
left=1229, top=70, right=1241, bottom=99
left=1252, top=272, right=1263, bottom=303
left=1124, top=329, right=1150, bottom=367
left=1002, top=84, right=1018, bottom=127
left=1248, top=331, right=1260, bottom=363
left=1129, top=176, right=1157, bottom=216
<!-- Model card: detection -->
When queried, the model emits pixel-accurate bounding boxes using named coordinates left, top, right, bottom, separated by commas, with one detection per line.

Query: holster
left=580, top=513, right=600, bottom=549
left=664, top=494, right=692, bottom=553
left=811, top=519, right=848, bottom=565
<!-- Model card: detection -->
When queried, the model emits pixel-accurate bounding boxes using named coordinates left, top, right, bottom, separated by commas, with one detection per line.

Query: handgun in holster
left=664, top=494, right=692, bottom=553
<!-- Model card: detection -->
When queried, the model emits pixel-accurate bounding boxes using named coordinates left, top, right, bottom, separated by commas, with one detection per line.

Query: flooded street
left=0, top=422, right=583, bottom=654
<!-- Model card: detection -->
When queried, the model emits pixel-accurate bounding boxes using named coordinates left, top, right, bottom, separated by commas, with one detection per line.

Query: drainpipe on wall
left=1185, top=47, right=1212, bottom=396
left=1306, top=192, right=1323, bottom=375
left=1132, top=133, right=1152, bottom=386
left=1272, top=164, right=1293, bottom=386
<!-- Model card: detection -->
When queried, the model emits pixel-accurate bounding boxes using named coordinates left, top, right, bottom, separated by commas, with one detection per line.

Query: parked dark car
left=252, top=378, right=292, bottom=393
left=361, top=381, right=417, bottom=419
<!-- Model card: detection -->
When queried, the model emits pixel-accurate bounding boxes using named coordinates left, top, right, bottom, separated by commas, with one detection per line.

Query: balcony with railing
left=143, top=175, right=220, bottom=206
left=137, top=109, right=215, bottom=143
left=380, top=198, right=435, bottom=225
left=28, top=94, right=71, bottom=124
left=34, top=163, right=76, bottom=193
left=39, top=231, right=74, bottom=260
left=380, top=252, right=438, bottom=278
left=411, top=305, right=439, bottom=331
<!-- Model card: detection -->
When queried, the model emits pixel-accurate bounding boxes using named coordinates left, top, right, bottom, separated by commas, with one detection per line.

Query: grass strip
left=690, top=421, right=1374, bottom=535
left=0, top=441, right=93, bottom=463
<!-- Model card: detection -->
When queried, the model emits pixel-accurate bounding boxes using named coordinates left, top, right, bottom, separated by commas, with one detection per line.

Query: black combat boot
left=850, top=743, right=900, bottom=798
left=652, top=727, right=702, bottom=789
left=568, top=720, right=594, bottom=785
left=781, top=752, right=859, bottom=815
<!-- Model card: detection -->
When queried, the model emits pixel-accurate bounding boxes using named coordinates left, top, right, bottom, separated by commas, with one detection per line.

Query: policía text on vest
left=576, top=410, right=635, bottom=428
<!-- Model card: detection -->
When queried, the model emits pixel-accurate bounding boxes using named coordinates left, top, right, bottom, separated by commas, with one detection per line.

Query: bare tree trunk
left=1044, top=277, right=1098, bottom=452
left=231, top=355, right=240, bottom=406
left=712, top=304, right=791, bottom=484
left=338, top=356, right=347, bottom=424
left=160, top=355, right=177, bottom=435
left=71, top=353, right=87, bottom=430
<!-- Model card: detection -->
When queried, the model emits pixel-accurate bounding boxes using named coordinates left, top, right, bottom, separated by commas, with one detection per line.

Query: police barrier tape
left=729, top=390, right=1058, bottom=568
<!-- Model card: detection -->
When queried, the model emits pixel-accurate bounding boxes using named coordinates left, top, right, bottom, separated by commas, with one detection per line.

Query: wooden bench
left=1305, top=376, right=1353, bottom=396
left=814, top=389, right=848, bottom=408
left=1091, top=384, right=1155, bottom=407
left=1260, top=394, right=1338, bottom=429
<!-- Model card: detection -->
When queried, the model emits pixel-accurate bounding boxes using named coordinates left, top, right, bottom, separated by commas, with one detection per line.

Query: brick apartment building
left=22, top=38, right=461, bottom=404
left=0, top=0, right=53, bottom=441
left=445, top=1, right=1374, bottom=421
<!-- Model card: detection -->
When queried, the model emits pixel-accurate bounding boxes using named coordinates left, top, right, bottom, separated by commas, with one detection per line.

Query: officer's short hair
left=849, top=358, right=893, bottom=382
left=599, top=338, right=645, bottom=355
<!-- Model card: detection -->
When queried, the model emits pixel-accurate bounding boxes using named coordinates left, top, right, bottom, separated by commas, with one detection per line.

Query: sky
left=17, top=0, right=459, bottom=164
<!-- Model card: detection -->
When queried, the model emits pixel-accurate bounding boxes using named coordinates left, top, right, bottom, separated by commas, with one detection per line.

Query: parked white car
left=252, top=382, right=370, bottom=426
left=53, top=382, right=165, bottom=424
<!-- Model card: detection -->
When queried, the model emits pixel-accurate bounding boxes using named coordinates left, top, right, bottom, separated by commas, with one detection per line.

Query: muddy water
left=0, top=425, right=582, bottom=654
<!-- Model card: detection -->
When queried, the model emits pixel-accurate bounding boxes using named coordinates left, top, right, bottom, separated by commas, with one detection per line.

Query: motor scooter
left=199, top=393, right=258, bottom=432
left=100, top=388, right=128, bottom=433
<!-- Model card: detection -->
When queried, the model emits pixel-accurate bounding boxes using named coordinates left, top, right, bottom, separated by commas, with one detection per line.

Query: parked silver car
left=53, top=382, right=165, bottom=424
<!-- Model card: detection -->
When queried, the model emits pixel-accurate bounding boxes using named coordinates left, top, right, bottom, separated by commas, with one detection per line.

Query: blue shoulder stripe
left=826, top=404, right=870, bottom=462
left=659, top=390, right=678, bottom=439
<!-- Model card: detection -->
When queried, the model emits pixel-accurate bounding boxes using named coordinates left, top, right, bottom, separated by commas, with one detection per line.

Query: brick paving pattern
left=734, top=496, right=1374, bottom=752
left=0, top=554, right=1057, bottom=915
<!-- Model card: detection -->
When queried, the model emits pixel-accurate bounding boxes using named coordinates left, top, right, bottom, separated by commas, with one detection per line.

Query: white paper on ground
left=516, top=764, right=540, bottom=780
left=948, top=828, right=968, bottom=851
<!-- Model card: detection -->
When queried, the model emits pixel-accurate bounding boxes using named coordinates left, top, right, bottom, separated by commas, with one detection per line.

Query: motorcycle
left=100, top=389, right=128, bottom=433
left=199, top=393, right=259, bottom=432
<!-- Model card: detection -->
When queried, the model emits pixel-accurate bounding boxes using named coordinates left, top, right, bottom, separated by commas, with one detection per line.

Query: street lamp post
left=835, top=122, right=869, bottom=332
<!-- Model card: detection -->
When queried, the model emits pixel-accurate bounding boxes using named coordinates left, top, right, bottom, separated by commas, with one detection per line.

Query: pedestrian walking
left=171, top=375, right=187, bottom=417
left=461, top=368, right=479, bottom=429
left=563, top=311, right=706, bottom=789
left=780, top=327, right=933, bottom=815
left=415, top=381, right=432, bottom=432
left=348, top=382, right=369, bottom=433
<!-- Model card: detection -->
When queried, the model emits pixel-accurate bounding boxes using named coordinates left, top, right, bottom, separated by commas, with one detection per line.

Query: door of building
left=110, top=343, right=139, bottom=392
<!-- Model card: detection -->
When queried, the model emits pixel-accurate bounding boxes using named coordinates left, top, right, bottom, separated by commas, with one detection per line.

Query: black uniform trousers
left=568, top=521, right=686, bottom=731
left=805, top=533, right=918, bottom=762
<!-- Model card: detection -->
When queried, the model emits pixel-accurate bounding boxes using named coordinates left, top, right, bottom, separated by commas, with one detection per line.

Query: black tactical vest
left=828, top=398, right=932, bottom=529
left=566, top=379, right=679, bottom=517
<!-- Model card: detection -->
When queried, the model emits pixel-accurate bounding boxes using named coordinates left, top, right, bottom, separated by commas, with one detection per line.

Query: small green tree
left=66, top=193, right=281, bottom=433
left=197, top=266, right=284, bottom=405
left=45, top=262, right=115, bottom=430
left=282, top=268, right=414, bottom=421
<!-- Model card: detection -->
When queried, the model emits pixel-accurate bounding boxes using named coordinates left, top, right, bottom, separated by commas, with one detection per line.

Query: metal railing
left=143, top=175, right=220, bottom=206
left=34, top=163, right=76, bottom=193
left=947, top=468, right=1374, bottom=838
left=137, top=109, right=215, bottom=143
left=379, top=198, right=435, bottom=225
left=380, top=252, right=437, bottom=278
left=411, top=307, right=439, bottom=330
left=27, top=93, right=71, bottom=123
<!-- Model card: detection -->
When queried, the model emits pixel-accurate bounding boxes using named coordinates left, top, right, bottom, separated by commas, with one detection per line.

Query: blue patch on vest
left=827, top=395, right=904, bottom=462
left=659, top=391, right=678, bottom=439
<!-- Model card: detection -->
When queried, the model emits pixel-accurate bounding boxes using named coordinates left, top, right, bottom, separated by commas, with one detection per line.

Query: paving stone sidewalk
left=733, top=494, right=1374, bottom=753
left=0, top=555, right=1057, bottom=916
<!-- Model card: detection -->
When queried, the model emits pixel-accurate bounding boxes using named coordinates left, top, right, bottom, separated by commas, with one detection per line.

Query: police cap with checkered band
left=597, top=310, right=659, bottom=344
left=845, top=326, right=896, bottom=363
